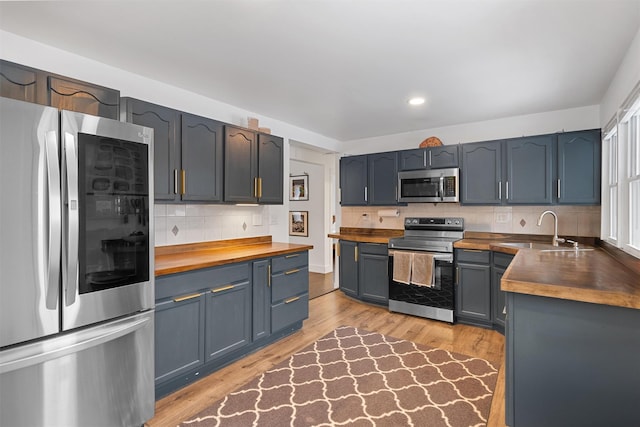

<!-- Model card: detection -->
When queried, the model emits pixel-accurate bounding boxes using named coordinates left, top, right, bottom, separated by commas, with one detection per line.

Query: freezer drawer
left=0, top=310, right=154, bottom=427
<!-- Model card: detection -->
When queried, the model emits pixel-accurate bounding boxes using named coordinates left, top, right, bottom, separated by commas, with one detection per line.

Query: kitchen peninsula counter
left=328, top=227, right=404, bottom=244
left=155, top=236, right=313, bottom=276
left=454, top=232, right=640, bottom=310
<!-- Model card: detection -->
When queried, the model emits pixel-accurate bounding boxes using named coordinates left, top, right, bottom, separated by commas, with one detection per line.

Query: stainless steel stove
left=388, top=217, right=464, bottom=323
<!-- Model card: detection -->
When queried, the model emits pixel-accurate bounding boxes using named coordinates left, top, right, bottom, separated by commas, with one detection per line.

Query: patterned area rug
left=180, top=326, right=498, bottom=427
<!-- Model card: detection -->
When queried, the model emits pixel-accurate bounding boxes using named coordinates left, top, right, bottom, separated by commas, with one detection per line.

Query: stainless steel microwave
left=397, top=167, right=459, bottom=203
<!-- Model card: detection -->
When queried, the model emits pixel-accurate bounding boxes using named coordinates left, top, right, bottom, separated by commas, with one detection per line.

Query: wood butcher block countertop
left=155, top=236, right=313, bottom=277
left=455, top=232, right=640, bottom=310
left=328, top=227, right=404, bottom=244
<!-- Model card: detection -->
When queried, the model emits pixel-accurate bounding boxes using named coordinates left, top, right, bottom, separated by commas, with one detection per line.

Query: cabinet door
left=155, top=294, right=205, bottom=384
left=252, top=260, right=271, bottom=341
left=398, top=148, right=426, bottom=171
left=224, top=126, right=258, bottom=203
left=0, top=60, right=46, bottom=105
left=429, top=146, right=459, bottom=169
left=460, top=141, right=503, bottom=204
left=358, top=245, right=389, bottom=304
left=122, top=98, right=180, bottom=202
left=48, top=76, right=119, bottom=119
left=368, top=152, right=399, bottom=205
left=492, top=266, right=507, bottom=330
left=456, top=262, right=491, bottom=322
left=258, top=134, right=284, bottom=204
left=557, top=130, right=601, bottom=204
left=340, top=155, right=368, bottom=205
left=205, top=281, right=251, bottom=362
left=338, top=241, right=358, bottom=297
left=181, top=113, right=224, bottom=202
left=506, top=135, right=554, bottom=204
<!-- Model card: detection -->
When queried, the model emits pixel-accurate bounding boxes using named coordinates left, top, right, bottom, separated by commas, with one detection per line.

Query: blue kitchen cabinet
left=398, top=145, right=459, bottom=170
left=556, top=129, right=601, bottom=204
left=338, top=240, right=388, bottom=305
left=340, top=152, right=399, bottom=206
left=460, top=140, right=503, bottom=205
left=505, top=135, right=554, bottom=204
left=455, top=249, right=492, bottom=327
left=252, top=259, right=271, bottom=341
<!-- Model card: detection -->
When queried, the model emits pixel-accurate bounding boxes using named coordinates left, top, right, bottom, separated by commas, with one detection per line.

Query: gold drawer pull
left=212, top=284, right=235, bottom=293
left=463, top=249, right=483, bottom=253
left=174, top=292, right=201, bottom=302
left=285, top=269, right=300, bottom=275
left=268, top=264, right=271, bottom=287
left=284, top=296, right=300, bottom=304
left=285, top=254, right=299, bottom=259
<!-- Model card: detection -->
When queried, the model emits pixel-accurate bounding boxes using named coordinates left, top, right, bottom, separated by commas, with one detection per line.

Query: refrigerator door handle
left=0, top=312, right=152, bottom=375
left=44, top=130, right=62, bottom=310
left=63, top=131, right=79, bottom=305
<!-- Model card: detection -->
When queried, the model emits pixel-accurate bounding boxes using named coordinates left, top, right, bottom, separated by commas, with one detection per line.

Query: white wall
left=340, top=105, right=600, bottom=155
left=600, top=26, right=640, bottom=126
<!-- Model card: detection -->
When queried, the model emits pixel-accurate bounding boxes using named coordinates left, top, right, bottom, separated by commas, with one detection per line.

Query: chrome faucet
left=537, top=210, right=561, bottom=246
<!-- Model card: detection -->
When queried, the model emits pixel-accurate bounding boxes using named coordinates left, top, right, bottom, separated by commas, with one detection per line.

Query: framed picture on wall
left=289, top=211, right=309, bottom=237
left=289, top=175, right=309, bottom=201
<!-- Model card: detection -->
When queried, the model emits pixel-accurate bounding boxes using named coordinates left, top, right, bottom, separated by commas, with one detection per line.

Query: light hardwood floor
left=308, top=272, right=336, bottom=299
left=149, top=289, right=506, bottom=427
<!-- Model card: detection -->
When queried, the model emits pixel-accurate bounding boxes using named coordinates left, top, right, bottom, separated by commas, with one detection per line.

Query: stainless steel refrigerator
left=0, top=96, right=155, bottom=426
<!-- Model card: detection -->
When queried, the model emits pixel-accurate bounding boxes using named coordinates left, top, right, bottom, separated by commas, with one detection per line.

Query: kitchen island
left=456, top=234, right=640, bottom=427
left=154, top=236, right=313, bottom=398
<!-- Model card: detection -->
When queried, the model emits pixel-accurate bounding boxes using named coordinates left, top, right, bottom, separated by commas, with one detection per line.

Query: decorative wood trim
left=597, top=239, right=640, bottom=276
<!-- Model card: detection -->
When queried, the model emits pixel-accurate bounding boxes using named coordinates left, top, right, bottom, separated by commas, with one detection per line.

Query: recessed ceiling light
left=408, top=97, right=425, bottom=106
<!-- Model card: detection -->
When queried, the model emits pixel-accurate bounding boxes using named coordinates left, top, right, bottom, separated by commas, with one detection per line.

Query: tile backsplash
left=341, top=204, right=601, bottom=237
left=154, top=204, right=269, bottom=246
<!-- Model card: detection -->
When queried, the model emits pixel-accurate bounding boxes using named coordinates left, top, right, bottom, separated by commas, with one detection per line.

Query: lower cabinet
left=455, top=248, right=514, bottom=333
left=154, top=251, right=309, bottom=398
left=338, top=241, right=388, bottom=305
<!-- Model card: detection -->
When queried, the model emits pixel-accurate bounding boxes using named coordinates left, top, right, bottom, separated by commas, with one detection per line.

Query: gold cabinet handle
left=463, top=249, right=483, bottom=253
left=268, top=264, right=271, bottom=287
left=258, top=177, right=263, bottom=198
left=285, top=269, right=300, bottom=275
left=174, top=292, right=201, bottom=302
left=285, top=254, right=299, bottom=259
left=254, top=177, right=258, bottom=198
left=212, top=284, right=235, bottom=293
left=284, top=296, right=300, bottom=304
left=355, top=246, right=358, bottom=262
left=180, top=169, right=186, bottom=195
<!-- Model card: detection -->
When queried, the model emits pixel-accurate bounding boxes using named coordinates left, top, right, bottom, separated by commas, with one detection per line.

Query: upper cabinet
left=398, top=145, right=459, bottom=171
left=0, top=60, right=45, bottom=104
left=460, top=140, right=503, bottom=205
left=556, top=130, right=601, bottom=205
left=1, top=59, right=120, bottom=119
left=461, top=130, right=600, bottom=206
left=505, top=135, right=554, bottom=205
left=121, top=98, right=224, bottom=203
left=224, top=126, right=283, bottom=204
left=340, top=152, right=399, bottom=206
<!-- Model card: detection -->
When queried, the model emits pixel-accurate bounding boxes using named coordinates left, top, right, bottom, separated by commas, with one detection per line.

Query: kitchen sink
left=498, top=242, right=594, bottom=252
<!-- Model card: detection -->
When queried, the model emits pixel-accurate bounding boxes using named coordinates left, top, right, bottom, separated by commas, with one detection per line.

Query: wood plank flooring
left=308, top=272, right=336, bottom=299
left=148, top=289, right=506, bottom=427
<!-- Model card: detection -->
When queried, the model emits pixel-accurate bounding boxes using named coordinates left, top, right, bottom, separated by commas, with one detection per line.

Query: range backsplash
left=341, top=204, right=601, bottom=237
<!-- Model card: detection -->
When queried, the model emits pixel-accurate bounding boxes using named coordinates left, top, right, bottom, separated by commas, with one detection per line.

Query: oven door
left=388, top=250, right=454, bottom=309
left=61, top=110, right=154, bottom=331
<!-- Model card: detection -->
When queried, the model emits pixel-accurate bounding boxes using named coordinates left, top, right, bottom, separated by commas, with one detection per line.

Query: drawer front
left=271, top=251, right=308, bottom=273
left=455, top=248, right=490, bottom=264
left=272, top=267, right=309, bottom=303
left=493, top=252, right=515, bottom=269
left=359, top=243, right=388, bottom=256
left=156, top=262, right=249, bottom=300
left=271, top=293, right=309, bottom=332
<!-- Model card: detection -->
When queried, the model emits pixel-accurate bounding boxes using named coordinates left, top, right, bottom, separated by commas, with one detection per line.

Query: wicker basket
left=419, top=136, right=443, bottom=147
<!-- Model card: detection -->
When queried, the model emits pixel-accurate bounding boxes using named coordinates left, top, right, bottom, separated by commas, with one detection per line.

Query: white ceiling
left=1, top=0, right=639, bottom=142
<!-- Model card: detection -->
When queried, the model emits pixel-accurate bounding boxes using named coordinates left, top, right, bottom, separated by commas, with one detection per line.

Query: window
left=629, top=111, right=640, bottom=249
left=602, top=80, right=640, bottom=258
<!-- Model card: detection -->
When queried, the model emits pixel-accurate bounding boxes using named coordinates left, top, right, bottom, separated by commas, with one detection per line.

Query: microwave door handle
left=63, top=131, right=79, bottom=305
left=439, top=176, right=445, bottom=201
